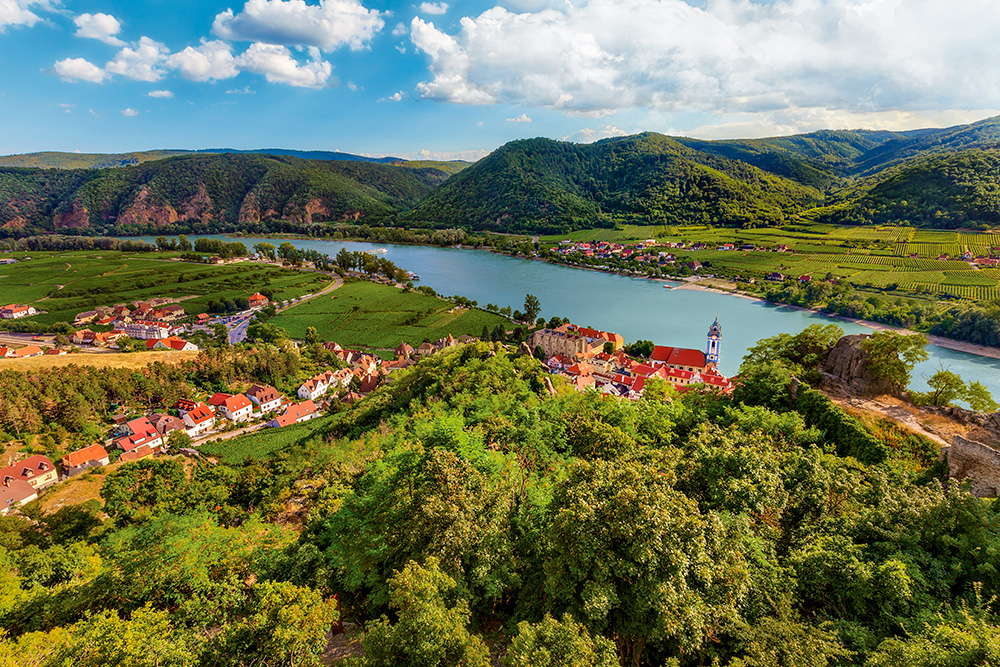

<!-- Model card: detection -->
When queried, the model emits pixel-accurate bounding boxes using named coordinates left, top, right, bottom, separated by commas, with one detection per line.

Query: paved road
left=228, top=317, right=251, bottom=345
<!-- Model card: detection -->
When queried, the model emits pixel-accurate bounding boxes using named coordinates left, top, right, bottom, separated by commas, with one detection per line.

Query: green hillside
left=406, top=133, right=824, bottom=234
left=0, top=153, right=451, bottom=235
left=807, top=148, right=1000, bottom=229
left=0, top=150, right=192, bottom=170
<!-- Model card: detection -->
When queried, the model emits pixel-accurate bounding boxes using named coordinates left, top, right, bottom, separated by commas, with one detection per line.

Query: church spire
left=706, top=318, right=721, bottom=366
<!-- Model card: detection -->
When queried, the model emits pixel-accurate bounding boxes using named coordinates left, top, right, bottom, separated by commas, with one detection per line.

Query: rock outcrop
left=53, top=201, right=90, bottom=229
left=820, top=333, right=898, bottom=396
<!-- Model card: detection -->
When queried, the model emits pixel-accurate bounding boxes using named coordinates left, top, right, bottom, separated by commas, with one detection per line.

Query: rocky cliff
left=820, top=333, right=899, bottom=396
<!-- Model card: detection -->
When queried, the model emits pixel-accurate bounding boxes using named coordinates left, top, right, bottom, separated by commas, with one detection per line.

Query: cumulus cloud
left=410, top=0, right=1000, bottom=127
left=73, top=12, right=125, bottom=46
left=0, top=0, right=52, bottom=31
left=58, top=103, right=74, bottom=113
left=120, top=107, right=139, bottom=116
left=235, top=42, right=333, bottom=88
left=380, top=90, right=404, bottom=102
left=419, top=2, right=448, bottom=15
left=391, top=21, right=407, bottom=36
left=148, top=89, right=174, bottom=98
left=165, top=40, right=239, bottom=81
left=52, top=57, right=108, bottom=83
left=105, top=36, right=169, bottom=82
left=564, top=124, right=627, bottom=143
left=213, top=0, right=384, bottom=51
left=505, top=112, right=531, bottom=122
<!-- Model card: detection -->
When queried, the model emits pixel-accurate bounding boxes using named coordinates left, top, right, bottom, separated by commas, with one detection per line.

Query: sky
left=1, top=0, right=999, bottom=159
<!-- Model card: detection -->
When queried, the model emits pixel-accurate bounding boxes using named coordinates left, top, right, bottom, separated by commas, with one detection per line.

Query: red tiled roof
left=649, top=346, right=706, bottom=368
left=0, top=455, right=55, bottom=484
left=186, top=403, right=215, bottom=425
left=62, top=444, right=109, bottom=468
left=208, top=393, right=232, bottom=407
left=223, top=394, right=252, bottom=412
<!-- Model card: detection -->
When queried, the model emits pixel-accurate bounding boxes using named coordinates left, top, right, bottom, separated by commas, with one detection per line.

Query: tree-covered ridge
left=807, top=148, right=1000, bottom=229
left=0, top=154, right=452, bottom=236
left=405, top=134, right=824, bottom=234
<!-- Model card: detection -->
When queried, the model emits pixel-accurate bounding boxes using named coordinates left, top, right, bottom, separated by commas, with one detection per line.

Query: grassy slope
left=200, top=414, right=339, bottom=465
left=0, top=251, right=329, bottom=325
left=271, top=281, right=508, bottom=349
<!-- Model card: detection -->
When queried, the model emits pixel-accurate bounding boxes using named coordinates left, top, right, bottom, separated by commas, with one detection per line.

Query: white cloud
left=165, top=40, right=239, bottom=81
left=0, top=0, right=52, bottom=31
left=226, top=85, right=256, bottom=94
left=505, top=112, right=531, bottom=123
left=419, top=2, right=448, bottom=15
left=404, top=147, right=489, bottom=161
left=410, top=0, right=1000, bottom=129
left=106, top=37, right=169, bottom=82
left=148, top=89, right=174, bottom=98
left=59, top=103, right=74, bottom=113
left=52, top=57, right=108, bottom=83
left=235, top=42, right=333, bottom=88
left=380, top=90, right=404, bottom=102
left=391, top=21, right=407, bottom=36
left=213, top=0, right=384, bottom=51
left=73, top=12, right=125, bottom=46
left=120, top=107, right=139, bottom=117
left=564, top=124, right=627, bottom=143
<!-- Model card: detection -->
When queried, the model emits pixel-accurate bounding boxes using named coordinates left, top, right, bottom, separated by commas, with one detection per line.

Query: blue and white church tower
left=706, top=318, right=722, bottom=367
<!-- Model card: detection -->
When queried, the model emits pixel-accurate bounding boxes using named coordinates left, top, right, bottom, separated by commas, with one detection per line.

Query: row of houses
left=1, top=304, right=37, bottom=320
left=0, top=345, right=62, bottom=359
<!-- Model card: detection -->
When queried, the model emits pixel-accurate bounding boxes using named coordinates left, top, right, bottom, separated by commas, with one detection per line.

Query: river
left=139, top=235, right=1000, bottom=397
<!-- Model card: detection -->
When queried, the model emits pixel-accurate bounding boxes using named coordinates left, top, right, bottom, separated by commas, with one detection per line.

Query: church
left=648, top=318, right=722, bottom=374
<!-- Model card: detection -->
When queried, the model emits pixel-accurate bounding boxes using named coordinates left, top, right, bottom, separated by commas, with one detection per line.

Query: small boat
left=365, top=248, right=388, bottom=254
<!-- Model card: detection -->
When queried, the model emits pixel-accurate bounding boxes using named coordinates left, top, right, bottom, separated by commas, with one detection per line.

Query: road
left=228, top=317, right=252, bottom=345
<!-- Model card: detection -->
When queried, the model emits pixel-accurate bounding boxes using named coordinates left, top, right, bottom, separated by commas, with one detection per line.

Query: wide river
left=141, top=235, right=1000, bottom=396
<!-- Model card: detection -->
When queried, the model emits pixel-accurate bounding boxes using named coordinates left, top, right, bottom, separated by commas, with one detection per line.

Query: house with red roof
left=0, top=347, right=15, bottom=358
left=120, top=444, right=156, bottom=464
left=146, top=336, right=199, bottom=352
left=246, top=384, right=283, bottom=413
left=1, top=455, right=58, bottom=493
left=1, top=304, right=37, bottom=319
left=267, top=400, right=319, bottom=428
left=298, top=371, right=338, bottom=400
left=62, top=444, right=110, bottom=476
left=0, top=478, right=38, bottom=514
left=217, top=394, right=253, bottom=422
left=114, top=417, right=164, bottom=453
left=182, top=402, right=216, bottom=436
left=43, top=348, right=67, bottom=356
left=14, top=345, right=43, bottom=358
left=649, top=345, right=710, bottom=373
left=249, top=293, right=269, bottom=308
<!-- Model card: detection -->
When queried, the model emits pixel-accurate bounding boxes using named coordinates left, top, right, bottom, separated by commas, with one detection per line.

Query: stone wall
left=946, top=435, right=1000, bottom=497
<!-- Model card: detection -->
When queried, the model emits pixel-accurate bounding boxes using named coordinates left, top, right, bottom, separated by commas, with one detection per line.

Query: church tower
left=706, top=318, right=722, bottom=367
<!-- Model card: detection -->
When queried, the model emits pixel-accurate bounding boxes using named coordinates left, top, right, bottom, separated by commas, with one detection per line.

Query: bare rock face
left=518, top=341, right=532, bottom=357
left=54, top=201, right=91, bottom=228
left=967, top=413, right=1000, bottom=449
left=820, top=333, right=897, bottom=396
left=117, top=187, right=214, bottom=228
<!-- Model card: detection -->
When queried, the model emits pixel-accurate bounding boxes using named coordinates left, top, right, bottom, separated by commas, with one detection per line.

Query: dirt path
left=276, top=273, right=343, bottom=314
left=830, top=394, right=967, bottom=448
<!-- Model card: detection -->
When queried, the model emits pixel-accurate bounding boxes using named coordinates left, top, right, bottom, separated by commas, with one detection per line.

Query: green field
left=272, top=280, right=509, bottom=349
left=0, top=251, right=330, bottom=325
left=200, top=414, right=338, bottom=464
left=542, top=223, right=1000, bottom=303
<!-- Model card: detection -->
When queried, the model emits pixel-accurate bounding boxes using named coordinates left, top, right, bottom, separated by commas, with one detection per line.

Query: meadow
left=0, top=251, right=329, bottom=325
left=271, top=280, right=509, bottom=349
left=199, top=414, right=339, bottom=464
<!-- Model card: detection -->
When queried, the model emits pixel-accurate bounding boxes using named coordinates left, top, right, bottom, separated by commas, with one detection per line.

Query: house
left=767, top=272, right=785, bottom=282
left=123, top=320, right=172, bottom=340
left=528, top=329, right=588, bottom=360
left=43, top=348, right=67, bottom=356
left=268, top=400, right=319, bottom=428
left=249, top=293, right=269, bottom=308
left=799, top=275, right=812, bottom=283
left=1, top=455, right=58, bottom=492
left=149, top=413, right=187, bottom=436
left=685, top=260, right=702, bottom=271
left=395, top=342, right=414, bottom=358
left=1, top=304, right=37, bottom=319
left=182, top=402, right=216, bottom=436
left=354, top=371, right=380, bottom=393
left=246, top=384, right=283, bottom=413
left=115, top=417, right=164, bottom=452
left=341, top=391, right=364, bottom=405
left=160, top=305, right=186, bottom=321
left=196, top=313, right=210, bottom=324
left=62, top=444, right=110, bottom=477
left=14, top=345, right=43, bottom=358
left=0, top=478, right=38, bottom=514
left=119, top=444, right=155, bottom=464
left=217, top=394, right=253, bottom=422
left=0, top=347, right=15, bottom=358
left=74, top=310, right=99, bottom=325
left=416, top=342, right=436, bottom=356
left=146, top=336, right=199, bottom=352
left=298, top=371, right=336, bottom=400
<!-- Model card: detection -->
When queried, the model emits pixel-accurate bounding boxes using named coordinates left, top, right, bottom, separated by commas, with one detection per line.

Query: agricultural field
left=0, top=251, right=329, bottom=325
left=271, top=280, right=509, bottom=349
left=199, top=414, right=338, bottom=465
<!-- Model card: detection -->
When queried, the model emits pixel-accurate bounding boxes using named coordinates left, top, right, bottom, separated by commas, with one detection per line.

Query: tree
left=212, top=581, right=337, bottom=667
left=622, top=339, right=654, bottom=358
left=860, top=331, right=928, bottom=392
left=965, top=381, right=999, bottom=413
left=523, top=294, right=541, bottom=323
left=166, top=430, right=191, bottom=453
left=503, top=614, right=618, bottom=667
left=305, top=326, right=319, bottom=346
left=254, top=242, right=276, bottom=261
left=361, top=558, right=490, bottom=667
left=534, top=345, right=547, bottom=361
left=155, top=236, right=170, bottom=251
left=177, top=235, right=192, bottom=252
left=545, top=460, right=749, bottom=664
left=925, top=366, right=967, bottom=406
left=602, top=341, right=614, bottom=355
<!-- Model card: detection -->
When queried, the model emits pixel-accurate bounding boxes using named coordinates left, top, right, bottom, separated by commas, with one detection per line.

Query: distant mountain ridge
left=3, top=115, right=1000, bottom=234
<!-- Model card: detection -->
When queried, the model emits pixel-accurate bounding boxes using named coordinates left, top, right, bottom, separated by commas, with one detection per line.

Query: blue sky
left=2, top=0, right=999, bottom=159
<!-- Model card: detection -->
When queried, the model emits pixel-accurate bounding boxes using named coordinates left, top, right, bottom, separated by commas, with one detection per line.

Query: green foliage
left=742, top=324, right=844, bottom=380
left=360, top=558, right=490, bottom=667
left=861, top=330, right=929, bottom=391
left=503, top=614, right=618, bottom=667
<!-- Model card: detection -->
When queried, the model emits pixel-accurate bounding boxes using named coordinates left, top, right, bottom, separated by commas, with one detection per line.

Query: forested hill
left=808, top=148, right=1000, bottom=228
left=404, top=133, right=825, bottom=234
left=0, top=153, right=452, bottom=236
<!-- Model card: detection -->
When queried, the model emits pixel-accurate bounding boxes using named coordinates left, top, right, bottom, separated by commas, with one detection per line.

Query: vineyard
left=200, top=414, right=338, bottom=464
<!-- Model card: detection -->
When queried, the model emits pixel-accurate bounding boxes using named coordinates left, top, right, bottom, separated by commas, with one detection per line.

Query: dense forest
left=0, top=154, right=452, bottom=236
left=3, top=335, right=1000, bottom=666
left=5, top=116, right=1000, bottom=235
